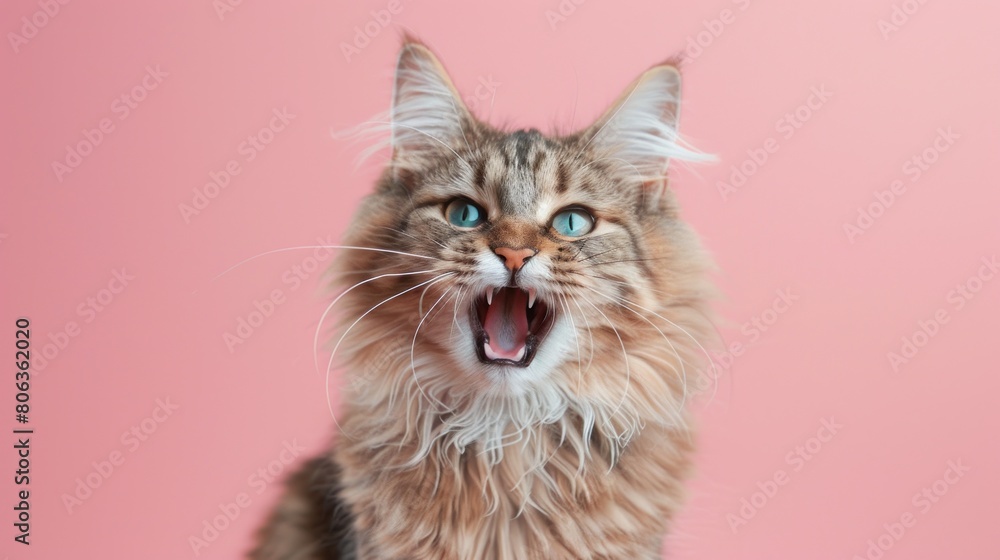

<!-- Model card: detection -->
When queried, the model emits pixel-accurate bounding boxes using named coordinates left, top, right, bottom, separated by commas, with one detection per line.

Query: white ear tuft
left=586, top=65, right=710, bottom=184
left=390, top=43, right=470, bottom=162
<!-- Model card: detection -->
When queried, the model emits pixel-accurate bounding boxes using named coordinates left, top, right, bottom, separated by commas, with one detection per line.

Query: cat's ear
left=582, top=63, right=704, bottom=191
left=390, top=41, right=472, bottom=165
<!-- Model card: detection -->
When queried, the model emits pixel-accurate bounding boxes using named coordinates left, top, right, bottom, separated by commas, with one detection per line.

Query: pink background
left=3, top=1, right=998, bottom=558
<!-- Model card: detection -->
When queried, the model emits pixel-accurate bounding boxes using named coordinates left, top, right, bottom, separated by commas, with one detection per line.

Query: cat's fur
left=251, top=39, right=716, bottom=560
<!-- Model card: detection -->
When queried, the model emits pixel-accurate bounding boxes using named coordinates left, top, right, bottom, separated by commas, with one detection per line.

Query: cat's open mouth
left=469, top=286, right=555, bottom=368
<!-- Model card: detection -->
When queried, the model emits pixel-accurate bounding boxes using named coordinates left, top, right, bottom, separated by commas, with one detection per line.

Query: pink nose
left=494, top=247, right=537, bottom=272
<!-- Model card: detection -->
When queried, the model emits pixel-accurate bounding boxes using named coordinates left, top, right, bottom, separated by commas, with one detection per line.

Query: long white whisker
left=590, top=272, right=674, bottom=298
left=604, top=290, right=720, bottom=403
left=313, top=268, right=439, bottom=376
left=376, top=225, right=448, bottom=250
left=568, top=293, right=596, bottom=372
left=587, top=294, right=691, bottom=437
left=576, top=291, right=631, bottom=449
left=449, top=285, right=467, bottom=338
left=324, top=273, right=454, bottom=429
left=624, top=300, right=719, bottom=402
left=207, top=245, right=437, bottom=285
left=417, top=274, right=443, bottom=317
left=556, top=293, right=585, bottom=393
left=583, top=285, right=689, bottom=409
left=410, top=286, right=455, bottom=412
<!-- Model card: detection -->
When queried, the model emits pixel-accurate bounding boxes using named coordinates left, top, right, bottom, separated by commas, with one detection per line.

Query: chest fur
left=334, top=424, right=689, bottom=560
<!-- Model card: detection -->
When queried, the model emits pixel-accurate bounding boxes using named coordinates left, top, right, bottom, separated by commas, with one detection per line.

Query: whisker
left=313, top=268, right=439, bottom=377
left=410, top=285, right=455, bottom=412
left=589, top=273, right=674, bottom=298
left=417, top=277, right=437, bottom=317
left=375, top=225, right=448, bottom=250
left=342, top=257, right=450, bottom=278
left=576, top=245, right=620, bottom=263
left=206, top=244, right=438, bottom=285
left=583, top=256, right=673, bottom=268
left=324, top=273, right=454, bottom=433
left=449, top=285, right=467, bottom=339
left=556, top=293, right=585, bottom=393
left=598, top=288, right=720, bottom=403
left=583, top=285, right=691, bottom=415
left=576, top=291, right=631, bottom=452
left=567, top=293, right=596, bottom=373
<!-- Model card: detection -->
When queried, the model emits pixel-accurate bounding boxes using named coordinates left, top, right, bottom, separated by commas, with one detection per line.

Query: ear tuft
left=391, top=42, right=470, bottom=163
left=584, top=64, right=710, bottom=185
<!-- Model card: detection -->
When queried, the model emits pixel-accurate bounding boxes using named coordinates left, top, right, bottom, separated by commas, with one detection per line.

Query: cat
left=250, top=38, right=716, bottom=560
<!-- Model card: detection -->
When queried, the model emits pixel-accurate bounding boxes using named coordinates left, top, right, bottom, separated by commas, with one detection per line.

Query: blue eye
left=552, top=208, right=595, bottom=237
left=446, top=200, right=485, bottom=228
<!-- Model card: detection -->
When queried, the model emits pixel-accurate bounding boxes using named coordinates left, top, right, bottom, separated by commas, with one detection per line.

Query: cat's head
left=334, top=41, right=713, bottom=418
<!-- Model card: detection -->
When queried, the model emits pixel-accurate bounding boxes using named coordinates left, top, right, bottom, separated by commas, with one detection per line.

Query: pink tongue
left=483, top=289, right=529, bottom=359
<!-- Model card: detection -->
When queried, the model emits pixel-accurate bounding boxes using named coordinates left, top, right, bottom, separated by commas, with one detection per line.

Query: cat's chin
left=468, top=286, right=555, bottom=368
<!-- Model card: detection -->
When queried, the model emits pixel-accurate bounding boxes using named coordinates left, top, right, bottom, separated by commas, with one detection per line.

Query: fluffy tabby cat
left=251, top=39, right=716, bottom=560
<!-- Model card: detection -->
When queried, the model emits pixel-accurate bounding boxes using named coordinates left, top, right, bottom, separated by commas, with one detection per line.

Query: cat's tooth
left=486, top=287, right=494, bottom=306
left=527, top=288, right=537, bottom=308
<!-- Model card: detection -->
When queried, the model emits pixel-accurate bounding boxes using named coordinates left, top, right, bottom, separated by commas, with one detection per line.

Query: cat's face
left=376, top=128, right=664, bottom=389
left=334, top=43, right=710, bottom=403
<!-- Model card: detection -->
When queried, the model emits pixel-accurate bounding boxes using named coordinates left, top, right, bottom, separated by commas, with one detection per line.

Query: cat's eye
left=446, top=199, right=486, bottom=229
left=551, top=208, right=595, bottom=237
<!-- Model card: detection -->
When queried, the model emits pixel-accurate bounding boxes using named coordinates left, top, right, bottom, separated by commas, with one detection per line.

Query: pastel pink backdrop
left=3, top=1, right=998, bottom=559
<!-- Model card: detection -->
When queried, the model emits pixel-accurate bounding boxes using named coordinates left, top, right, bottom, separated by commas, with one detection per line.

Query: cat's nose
left=494, top=247, right=537, bottom=272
